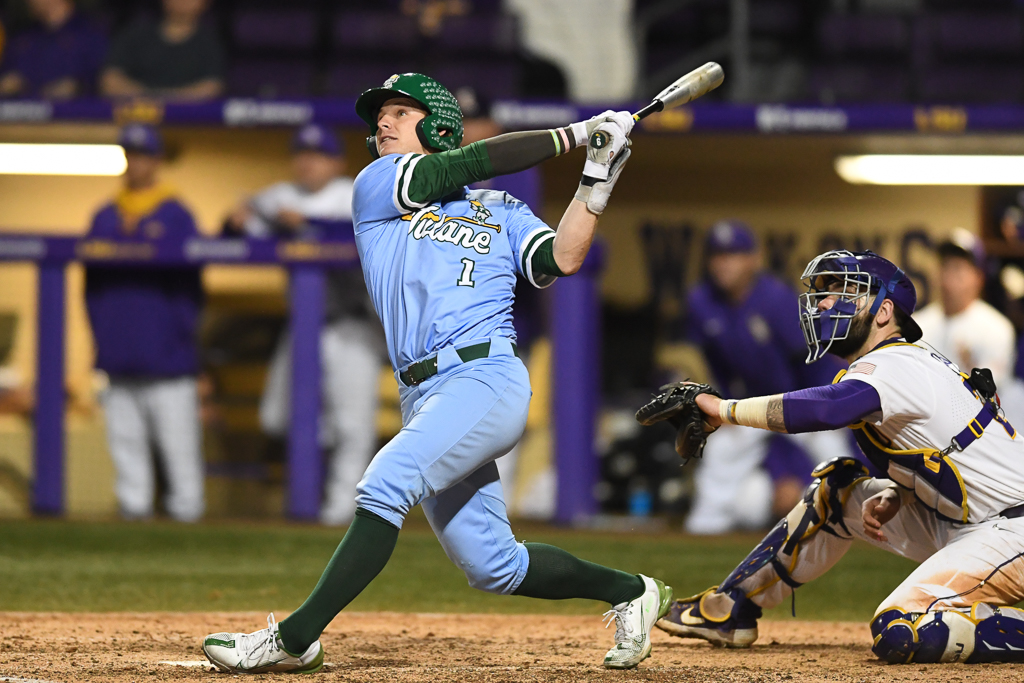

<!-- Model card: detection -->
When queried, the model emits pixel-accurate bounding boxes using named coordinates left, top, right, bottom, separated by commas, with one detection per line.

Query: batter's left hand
left=862, top=487, right=901, bottom=543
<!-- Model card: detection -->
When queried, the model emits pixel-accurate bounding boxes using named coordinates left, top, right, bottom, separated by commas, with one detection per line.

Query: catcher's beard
left=825, top=306, right=873, bottom=359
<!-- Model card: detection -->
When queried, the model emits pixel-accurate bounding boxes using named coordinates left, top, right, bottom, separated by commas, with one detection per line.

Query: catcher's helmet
left=798, top=249, right=922, bottom=363
left=355, top=73, right=463, bottom=158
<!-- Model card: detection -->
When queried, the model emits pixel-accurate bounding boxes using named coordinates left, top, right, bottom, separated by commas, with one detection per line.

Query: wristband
left=719, top=399, right=739, bottom=425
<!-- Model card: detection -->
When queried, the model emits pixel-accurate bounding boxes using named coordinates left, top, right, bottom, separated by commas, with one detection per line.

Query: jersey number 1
left=457, top=258, right=476, bottom=287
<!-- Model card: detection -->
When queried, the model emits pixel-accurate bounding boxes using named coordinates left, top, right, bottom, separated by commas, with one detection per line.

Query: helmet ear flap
left=415, top=119, right=440, bottom=153
left=366, top=135, right=380, bottom=159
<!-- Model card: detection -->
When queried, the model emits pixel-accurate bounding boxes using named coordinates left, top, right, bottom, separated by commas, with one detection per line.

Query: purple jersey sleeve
left=781, top=379, right=881, bottom=433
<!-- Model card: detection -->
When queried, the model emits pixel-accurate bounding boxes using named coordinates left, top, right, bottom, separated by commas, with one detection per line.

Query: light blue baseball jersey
left=352, top=152, right=557, bottom=370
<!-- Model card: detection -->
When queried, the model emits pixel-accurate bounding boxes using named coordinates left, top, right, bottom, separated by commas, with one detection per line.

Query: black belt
left=399, top=341, right=518, bottom=387
left=1003, top=503, right=1024, bottom=520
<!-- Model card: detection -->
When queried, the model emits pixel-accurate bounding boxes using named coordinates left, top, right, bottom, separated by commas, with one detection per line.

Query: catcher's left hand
left=635, top=381, right=723, bottom=463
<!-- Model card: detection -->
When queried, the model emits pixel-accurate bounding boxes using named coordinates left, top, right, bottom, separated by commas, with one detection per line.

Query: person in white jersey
left=225, top=124, right=383, bottom=526
left=652, top=249, right=1024, bottom=665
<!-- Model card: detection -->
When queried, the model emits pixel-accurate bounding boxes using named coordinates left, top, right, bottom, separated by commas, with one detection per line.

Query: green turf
left=0, top=518, right=916, bottom=621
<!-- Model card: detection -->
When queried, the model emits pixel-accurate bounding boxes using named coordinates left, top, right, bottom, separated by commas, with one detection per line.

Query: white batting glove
left=567, top=110, right=635, bottom=147
left=575, top=121, right=631, bottom=215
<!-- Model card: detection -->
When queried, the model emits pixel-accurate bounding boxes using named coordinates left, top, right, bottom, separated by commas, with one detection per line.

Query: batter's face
left=376, top=98, right=429, bottom=157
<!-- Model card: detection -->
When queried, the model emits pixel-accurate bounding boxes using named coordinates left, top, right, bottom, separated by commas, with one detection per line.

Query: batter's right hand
left=862, top=487, right=901, bottom=543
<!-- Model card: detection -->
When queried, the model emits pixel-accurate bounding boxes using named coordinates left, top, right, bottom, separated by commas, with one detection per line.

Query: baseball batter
left=202, top=73, right=673, bottom=674
left=649, top=249, right=1024, bottom=664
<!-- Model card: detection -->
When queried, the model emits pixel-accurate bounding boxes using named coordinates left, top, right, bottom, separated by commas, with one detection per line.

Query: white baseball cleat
left=602, top=574, right=674, bottom=669
left=202, top=613, right=324, bottom=674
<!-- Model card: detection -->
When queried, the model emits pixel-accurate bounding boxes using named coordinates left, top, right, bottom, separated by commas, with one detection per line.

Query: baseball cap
left=291, top=124, right=343, bottom=157
left=706, top=220, right=757, bottom=255
left=937, top=227, right=985, bottom=267
left=118, top=123, right=163, bottom=156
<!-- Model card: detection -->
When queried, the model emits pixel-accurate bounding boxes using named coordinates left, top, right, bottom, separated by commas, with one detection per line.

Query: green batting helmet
left=355, top=73, right=464, bottom=158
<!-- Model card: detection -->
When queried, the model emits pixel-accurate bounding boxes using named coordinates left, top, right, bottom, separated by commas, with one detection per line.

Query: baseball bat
left=632, top=62, right=725, bottom=122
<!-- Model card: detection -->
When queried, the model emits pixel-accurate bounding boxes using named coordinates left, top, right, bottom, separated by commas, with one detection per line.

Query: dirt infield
left=0, top=612, right=1018, bottom=682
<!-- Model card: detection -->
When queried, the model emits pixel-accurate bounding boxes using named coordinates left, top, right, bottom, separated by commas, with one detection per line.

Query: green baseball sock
left=278, top=508, right=399, bottom=655
left=513, top=543, right=645, bottom=605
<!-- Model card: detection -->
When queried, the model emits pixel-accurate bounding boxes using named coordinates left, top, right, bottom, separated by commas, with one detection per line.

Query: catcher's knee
left=718, top=457, right=869, bottom=593
left=871, top=608, right=976, bottom=664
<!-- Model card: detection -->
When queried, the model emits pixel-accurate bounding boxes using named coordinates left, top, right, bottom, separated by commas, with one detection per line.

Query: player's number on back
left=457, top=258, right=476, bottom=287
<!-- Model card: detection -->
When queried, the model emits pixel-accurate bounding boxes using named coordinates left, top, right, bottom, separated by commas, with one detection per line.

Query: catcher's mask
left=798, top=249, right=922, bottom=363
left=355, top=73, right=463, bottom=159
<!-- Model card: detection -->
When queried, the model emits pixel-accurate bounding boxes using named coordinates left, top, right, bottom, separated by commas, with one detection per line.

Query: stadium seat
left=422, top=14, right=519, bottom=54
left=818, top=15, right=910, bottom=57
left=232, top=7, right=319, bottom=53
left=228, top=60, right=317, bottom=98
left=431, top=62, right=521, bottom=100
left=749, top=0, right=804, bottom=37
left=324, top=62, right=418, bottom=98
left=810, top=64, right=911, bottom=103
left=916, top=64, right=1024, bottom=103
left=332, top=11, right=420, bottom=54
left=915, top=12, right=1023, bottom=59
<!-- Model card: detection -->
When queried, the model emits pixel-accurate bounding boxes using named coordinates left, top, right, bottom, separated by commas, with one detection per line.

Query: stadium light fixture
left=0, top=143, right=127, bottom=176
left=835, top=154, right=1024, bottom=186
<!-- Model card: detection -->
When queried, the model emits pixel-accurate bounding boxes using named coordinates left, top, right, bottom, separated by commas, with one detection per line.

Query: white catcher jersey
left=839, top=339, right=1024, bottom=524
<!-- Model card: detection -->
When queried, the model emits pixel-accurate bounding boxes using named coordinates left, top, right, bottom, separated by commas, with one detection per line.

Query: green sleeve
left=399, top=142, right=494, bottom=211
left=531, top=237, right=565, bottom=278
left=397, top=129, right=575, bottom=211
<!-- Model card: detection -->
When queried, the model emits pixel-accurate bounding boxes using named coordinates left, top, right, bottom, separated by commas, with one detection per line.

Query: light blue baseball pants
left=355, top=337, right=532, bottom=595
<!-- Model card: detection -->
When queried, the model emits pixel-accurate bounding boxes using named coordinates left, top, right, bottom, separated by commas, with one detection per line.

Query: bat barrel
left=648, top=62, right=725, bottom=114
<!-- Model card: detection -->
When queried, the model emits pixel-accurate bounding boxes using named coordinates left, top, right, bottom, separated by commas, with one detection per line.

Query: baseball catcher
left=643, top=249, right=1024, bottom=664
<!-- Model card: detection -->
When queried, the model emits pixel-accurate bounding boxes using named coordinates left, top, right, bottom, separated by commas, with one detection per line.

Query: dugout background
left=0, top=126, right=991, bottom=517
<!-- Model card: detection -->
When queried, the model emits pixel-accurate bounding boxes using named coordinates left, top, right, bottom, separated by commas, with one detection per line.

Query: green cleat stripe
left=204, top=638, right=235, bottom=648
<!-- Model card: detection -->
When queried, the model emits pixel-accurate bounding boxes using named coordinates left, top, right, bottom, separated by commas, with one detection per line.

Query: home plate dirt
left=0, top=612, right=1018, bottom=682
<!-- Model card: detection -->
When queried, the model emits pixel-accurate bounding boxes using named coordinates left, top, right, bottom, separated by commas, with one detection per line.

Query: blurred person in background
left=916, top=229, right=1024, bottom=425
left=0, top=0, right=107, bottom=98
left=684, top=221, right=854, bottom=534
left=916, top=229, right=1014, bottom=386
left=224, top=124, right=383, bottom=527
left=100, top=0, right=223, bottom=100
left=85, top=124, right=205, bottom=522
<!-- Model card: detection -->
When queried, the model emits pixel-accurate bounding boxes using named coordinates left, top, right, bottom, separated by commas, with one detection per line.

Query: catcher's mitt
left=635, top=381, right=723, bottom=463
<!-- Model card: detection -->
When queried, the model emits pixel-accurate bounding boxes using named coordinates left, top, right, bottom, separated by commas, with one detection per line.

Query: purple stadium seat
left=810, top=64, right=910, bottom=103
left=749, top=0, right=803, bottom=36
left=917, top=65, right=1024, bottom=102
left=325, top=62, right=418, bottom=98
left=818, top=15, right=909, bottom=57
left=917, top=12, right=1023, bottom=58
left=332, top=12, right=420, bottom=53
left=430, top=62, right=519, bottom=100
left=228, top=60, right=317, bottom=98
left=424, top=14, right=518, bottom=53
left=232, top=8, right=319, bottom=52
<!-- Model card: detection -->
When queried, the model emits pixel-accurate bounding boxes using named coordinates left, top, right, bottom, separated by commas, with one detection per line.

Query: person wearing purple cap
left=652, top=249, right=1024, bottom=666
left=683, top=220, right=855, bottom=535
left=84, top=123, right=205, bottom=522
left=225, top=124, right=383, bottom=527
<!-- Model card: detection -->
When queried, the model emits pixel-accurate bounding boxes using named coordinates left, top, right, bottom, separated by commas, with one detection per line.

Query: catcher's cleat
left=202, top=613, right=324, bottom=674
left=656, top=586, right=761, bottom=648
left=602, top=575, right=674, bottom=669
